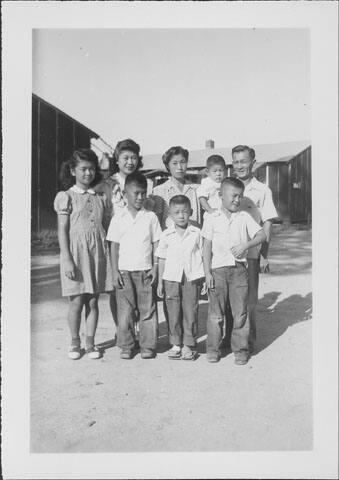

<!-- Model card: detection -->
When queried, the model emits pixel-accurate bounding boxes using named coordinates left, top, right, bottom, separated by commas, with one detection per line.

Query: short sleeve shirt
left=201, top=210, right=262, bottom=268
left=239, top=177, right=278, bottom=258
left=106, top=208, right=162, bottom=271
left=155, top=225, right=204, bottom=282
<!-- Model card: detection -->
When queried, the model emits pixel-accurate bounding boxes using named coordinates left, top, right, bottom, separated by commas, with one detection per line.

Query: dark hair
left=110, top=138, right=143, bottom=175
left=231, top=145, right=255, bottom=160
left=206, top=154, right=226, bottom=169
left=221, top=177, right=245, bottom=191
left=169, top=194, right=191, bottom=209
left=162, top=146, right=189, bottom=172
left=125, top=172, right=147, bottom=190
left=59, top=149, right=102, bottom=190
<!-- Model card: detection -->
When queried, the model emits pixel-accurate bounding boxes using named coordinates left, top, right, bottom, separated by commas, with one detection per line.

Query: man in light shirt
left=202, top=177, right=266, bottom=365
left=156, top=195, right=205, bottom=360
left=231, top=145, right=278, bottom=351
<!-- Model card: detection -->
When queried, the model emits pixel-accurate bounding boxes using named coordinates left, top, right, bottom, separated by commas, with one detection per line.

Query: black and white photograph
left=2, top=2, right=338, bottom=479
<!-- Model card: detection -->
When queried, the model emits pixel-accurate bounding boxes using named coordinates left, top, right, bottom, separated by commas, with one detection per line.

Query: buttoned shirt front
left=153, top=178, right=201, bottom=229
left=155, top=225, right=205, bottom=282
left=196, top=177, right=222, bottom=210
left=239, top=176, right=278, bottom=258
left=201, top=209, right=262, bottom=268
left=107, top=208, right=162, bottom=271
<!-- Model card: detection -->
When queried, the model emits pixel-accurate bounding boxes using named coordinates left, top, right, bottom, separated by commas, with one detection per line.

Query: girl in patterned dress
left=54, top=149, right=114, bottom=360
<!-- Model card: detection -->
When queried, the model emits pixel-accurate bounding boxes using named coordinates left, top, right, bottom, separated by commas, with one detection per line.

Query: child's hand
left=64, top=258, right=76, bottom=280
left=146, top=266, right=158, bottom=286
left=157, top=282, right=164, bottom=298
left=113, top=271, right=124, bottom=289
left=205, top=272, right=215, bottom=291
left=231, top=243, right=248, bottom=259
left=260, top=257, right=270, bottom=273
left=210, top=209, right=221, bottom=217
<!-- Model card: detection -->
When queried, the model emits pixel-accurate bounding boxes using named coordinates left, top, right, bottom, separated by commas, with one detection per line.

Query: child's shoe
left=141, top=348, right=156, bottom=359
left=168, top=345, right=181, bottom=359
left=68, top=345, right=81, bottom=360
left=86, top=346, right=101, bottom=360
left=120, top=349, right=133, bottom=359
left=181, top=345, right=197, bottom=360
left=234, top=353, right=248, bottom=365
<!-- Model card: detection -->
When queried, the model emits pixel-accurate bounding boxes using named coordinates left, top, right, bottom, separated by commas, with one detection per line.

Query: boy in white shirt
left=202, top=177, right=266, bottom=365
left=107, top=173, right=162, bottom=359
left=156, top=195, right=205, bottom=360
left=197, top=155, right=226, bottom=215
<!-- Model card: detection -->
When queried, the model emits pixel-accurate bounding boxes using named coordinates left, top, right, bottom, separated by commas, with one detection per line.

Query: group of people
left=54, top=138, right=278, bottom=365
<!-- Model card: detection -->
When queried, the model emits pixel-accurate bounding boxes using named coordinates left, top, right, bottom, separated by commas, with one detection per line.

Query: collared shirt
left=107, top=208, right=162, bottom=271
left=153, top=178, right=201, bottom=229
left=155, top=225, right=205, bottom=282
left=239, top=176, right=278, bottom=258
left=196, top=177, right=222, bottom=210
left=201, top=209, right=262, bottom=268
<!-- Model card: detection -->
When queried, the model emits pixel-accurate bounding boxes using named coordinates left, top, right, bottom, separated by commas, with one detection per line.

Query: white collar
left=244, top=176, right=261, bottom=191
left=71, top=185, right=96, bottom=195
left=165, top=223, right=197, bottom=236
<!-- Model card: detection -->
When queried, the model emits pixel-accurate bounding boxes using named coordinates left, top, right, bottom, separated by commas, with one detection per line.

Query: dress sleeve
left=54, top=191, right=72, bottom=215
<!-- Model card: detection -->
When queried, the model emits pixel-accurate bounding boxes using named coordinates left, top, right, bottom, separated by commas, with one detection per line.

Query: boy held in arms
left=107, top=173, right=162, bottom=359
left=156, top=195, right=205, bottom=360
left=202, top=177, right=266, bottom=365
left=196, top=155, right=226, bottom=215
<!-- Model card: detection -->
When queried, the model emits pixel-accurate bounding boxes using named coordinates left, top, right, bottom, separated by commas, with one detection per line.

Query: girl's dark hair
left=59, top=148, right=102, bottom=190
left=110, top=138, right=143, bottom=175
left=162, top=146, right=189, bottom=172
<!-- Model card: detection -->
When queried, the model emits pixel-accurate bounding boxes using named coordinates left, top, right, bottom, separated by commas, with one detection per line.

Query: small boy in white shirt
left=156, top=195, right=205, bottom=360
left=197, top=155, right=226, bottom=215
left=107, top=173, right=162, bottom=359
left=202, top=177, right=266, bottom=365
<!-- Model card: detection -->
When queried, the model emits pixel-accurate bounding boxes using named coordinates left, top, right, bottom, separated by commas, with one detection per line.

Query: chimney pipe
left=205, top=139, right=215, bottom=149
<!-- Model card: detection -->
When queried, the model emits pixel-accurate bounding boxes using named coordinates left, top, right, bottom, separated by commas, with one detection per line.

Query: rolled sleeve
left=155, top=234, right=168, bottom=259
left=151, top=214, right=162, bottom=243
left=245, top=212, right=262, bottom=239
left=106, top=216, right=120, bottom=243
left=201, top=214, right=213, bottom=240
left=261, top=187, right=278, bottom=222
left=196, top=183, right=209, bottom=199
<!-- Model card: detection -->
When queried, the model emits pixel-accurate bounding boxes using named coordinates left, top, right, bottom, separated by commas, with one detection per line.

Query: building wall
left=32, top=95, right=97, bottom=233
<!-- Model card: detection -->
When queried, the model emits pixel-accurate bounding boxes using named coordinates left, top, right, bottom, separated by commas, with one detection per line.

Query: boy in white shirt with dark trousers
left=202, top=177, right=266, bottom=365
left=107, top=173, right=162, bottom=359
left=156, top=195, right=205, bottom=360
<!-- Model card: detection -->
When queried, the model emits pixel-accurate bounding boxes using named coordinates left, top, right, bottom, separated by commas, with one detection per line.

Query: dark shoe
left=234, top=353, right=248, bottom=365
left=120, top=349, right=132, bottom=360
left=207, top=352, right=220, bottom=363
left=141, top=349, right=156, bottom=359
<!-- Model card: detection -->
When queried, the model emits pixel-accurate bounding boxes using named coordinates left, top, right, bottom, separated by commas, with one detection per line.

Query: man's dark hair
left=221, top=177, right=245, bottom=191
left=125, top=172, right=147, bottom=190
left=231, top=145, right=255, bottom=160
left=169, top=194, right=191, bottom=209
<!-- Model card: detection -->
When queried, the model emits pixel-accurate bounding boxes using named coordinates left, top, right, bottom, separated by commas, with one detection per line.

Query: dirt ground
left=30, top=226, right=312, bottom=453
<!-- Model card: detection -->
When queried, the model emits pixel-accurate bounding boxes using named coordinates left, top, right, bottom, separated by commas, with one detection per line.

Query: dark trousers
left=207, top=263, right=249, bottom=355
left=163, top=276, right=200, bottom=348
left=116, top=270, right=158, bottom=351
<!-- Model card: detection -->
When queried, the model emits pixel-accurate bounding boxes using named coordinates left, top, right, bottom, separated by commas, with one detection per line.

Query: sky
left=33, top=28, right=310, bottom=155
